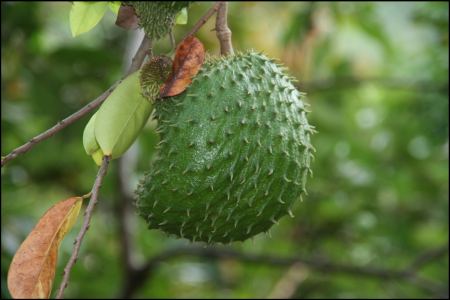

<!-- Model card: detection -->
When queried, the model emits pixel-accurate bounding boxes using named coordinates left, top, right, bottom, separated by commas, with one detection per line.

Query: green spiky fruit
left=128, top=1, right=191, bottom=39
left=140, top=55, right=173, bottom=101
left=135, top=51, right=315, bottom=244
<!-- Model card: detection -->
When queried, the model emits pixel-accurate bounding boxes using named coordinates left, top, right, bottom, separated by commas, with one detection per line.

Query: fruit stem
left=215, top=2, right=234, bottom=55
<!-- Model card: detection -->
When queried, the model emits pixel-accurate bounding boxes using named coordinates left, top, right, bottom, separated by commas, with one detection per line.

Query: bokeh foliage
left=1, top=2, right=448, bottom=298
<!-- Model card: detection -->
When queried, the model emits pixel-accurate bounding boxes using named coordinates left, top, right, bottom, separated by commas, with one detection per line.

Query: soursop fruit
left=140, top=55, right=173, bottom=100
left=135, top=51, right=315, bottom=244
left=128, top=1, right=191, bottom=40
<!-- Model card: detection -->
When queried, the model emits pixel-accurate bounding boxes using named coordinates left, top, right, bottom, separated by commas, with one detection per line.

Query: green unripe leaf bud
left=94, top=71, right=153, bottom=159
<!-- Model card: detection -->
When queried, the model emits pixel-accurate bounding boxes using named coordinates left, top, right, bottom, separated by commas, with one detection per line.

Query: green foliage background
left=1, top=2, right=448, bottom=298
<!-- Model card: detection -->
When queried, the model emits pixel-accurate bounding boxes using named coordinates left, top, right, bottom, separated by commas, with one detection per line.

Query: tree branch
left=1, top=36, right=151, bottom=168
left=55, top=156, right=111, bottom=299
left=298, top=76, right=449, bottom=93
left=0, top=87, right=115, bottom=168
left=267, top=262, right=308, bottom=299
left=405, top=244, right=449, bottom=274
left=215, top=2, right=234, bottom=55
left=115, top=155, right=138, bottom=294
left=122, top=243, right=449, bottom=298
left=184, top=2, right=221, bottom=39
left=126, top=36, right=152, bottom=75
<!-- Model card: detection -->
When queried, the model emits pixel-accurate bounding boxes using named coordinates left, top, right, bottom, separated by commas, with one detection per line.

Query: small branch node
left=215, top=2, right=234, bottom=56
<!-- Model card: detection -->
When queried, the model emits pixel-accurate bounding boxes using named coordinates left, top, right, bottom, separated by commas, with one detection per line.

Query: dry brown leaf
left=7, top=197, right=83, bottom=299
left=160, top=36, right=205, bottom=97
left=115, top=4, right=139, bottom=30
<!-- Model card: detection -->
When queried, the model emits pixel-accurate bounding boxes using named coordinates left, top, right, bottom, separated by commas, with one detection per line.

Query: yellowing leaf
left=7, top=197, right=83, bottom=299
left=95, top=71, right=153, bottom=159
left=91, top=148, right=104, bottom=166
left=70, top=2, right=108, bottom=37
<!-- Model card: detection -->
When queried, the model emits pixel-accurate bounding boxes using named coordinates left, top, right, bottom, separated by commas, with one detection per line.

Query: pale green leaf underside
left=83, top=112, right=100, bottom=155
left=95, top=71, right=153, bottom=159
left=175, top=7, right=188, bottom=25
left=83, top=112, right=104, bottom=165
left=70, top=2, right=108, bottom=37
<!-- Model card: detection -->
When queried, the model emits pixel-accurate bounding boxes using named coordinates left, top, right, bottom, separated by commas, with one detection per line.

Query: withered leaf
left=115, top=4, right=139, bottom=30
left=7, top=197, right=83, bottom=299
left=160, top=36, right=205, bottom=97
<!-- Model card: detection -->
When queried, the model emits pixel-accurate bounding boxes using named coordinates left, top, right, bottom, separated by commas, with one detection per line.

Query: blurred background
left=1, top=2, right=448, bottom=298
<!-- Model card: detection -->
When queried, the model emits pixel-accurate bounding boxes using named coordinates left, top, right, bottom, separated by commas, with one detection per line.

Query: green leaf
left=175, top=7, right=188, bottom=25
left=70, top=2, right=108, bottom=37
left=108, top=2, right=121, bottom=15
left=83, top=112, right=105, bottom=165
left=95, top=71, right=153, bottom=160
left=83, top=112, right=100, bottom=155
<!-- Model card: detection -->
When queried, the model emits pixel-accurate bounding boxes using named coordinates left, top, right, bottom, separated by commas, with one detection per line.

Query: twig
left=0, top=87, right=115, bottom=167
left=1, top=36, right=151, bottom=168
left=54, top=36, right=152, bottom=299
left=122, top=244, right=449, bottom=298
left=215, top=2, right=234, bottom=55
left=126, top=36, right=152, bottom=75
left=55, top=156, right=111, bottom=299
left=139, top=247, right=406, bottom=278
left=183, top=2, right=221, bottom=39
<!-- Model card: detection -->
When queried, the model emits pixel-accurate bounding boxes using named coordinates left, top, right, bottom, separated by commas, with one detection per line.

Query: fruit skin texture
left=128, top=1, right=191, bottom=40
left=140, top=56, right=173, bottom=101
left=135, top=52, right=314, bottom=244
